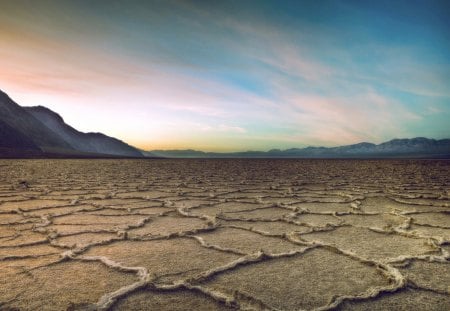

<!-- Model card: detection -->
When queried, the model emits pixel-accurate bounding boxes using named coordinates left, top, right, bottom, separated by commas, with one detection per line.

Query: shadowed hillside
left=25, top=106, right=142, bottom=157
left=0, top=89, right=144, bottom=158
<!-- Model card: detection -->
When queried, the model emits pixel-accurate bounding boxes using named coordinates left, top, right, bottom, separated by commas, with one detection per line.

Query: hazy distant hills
left=0, top=90, right=143, bottom=158
left=148, top=138, right=450, bottom=158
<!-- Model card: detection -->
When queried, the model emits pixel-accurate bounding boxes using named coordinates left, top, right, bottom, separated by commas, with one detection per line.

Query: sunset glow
left=1, top=0, right=449, bottom=151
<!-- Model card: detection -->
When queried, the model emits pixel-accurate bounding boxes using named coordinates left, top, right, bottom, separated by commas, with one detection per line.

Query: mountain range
left=1, top=89, right=449, bottom=159
left=148, top=138, right=450, bottom=159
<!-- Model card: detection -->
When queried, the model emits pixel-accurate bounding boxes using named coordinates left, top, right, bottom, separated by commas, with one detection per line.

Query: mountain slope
left=25, top=106, right=143, bottom=157
left=0, top=120, right=40, bottom=150
left=0, top=90, right=75, bottom=153
left=0, top=89, right=143, bottom=157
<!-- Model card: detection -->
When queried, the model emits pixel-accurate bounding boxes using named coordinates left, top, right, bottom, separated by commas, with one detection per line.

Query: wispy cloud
left=0, top=0, right=448, bottom=151
left=200, top=124, right=247, bottom=133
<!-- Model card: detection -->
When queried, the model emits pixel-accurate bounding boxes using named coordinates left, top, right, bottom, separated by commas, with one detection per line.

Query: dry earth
left=0, top=159, right=449, bottom=311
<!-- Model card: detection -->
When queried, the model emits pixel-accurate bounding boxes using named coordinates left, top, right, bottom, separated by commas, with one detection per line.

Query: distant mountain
left=0, top=89, right=144, bottom=158
left=144, top=149, right=208, bottom=158
left=148, top=138, right=450, bottom=158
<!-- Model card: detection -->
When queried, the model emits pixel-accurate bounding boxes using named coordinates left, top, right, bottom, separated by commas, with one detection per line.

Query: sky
left=0, top=0, right=449, bottom=152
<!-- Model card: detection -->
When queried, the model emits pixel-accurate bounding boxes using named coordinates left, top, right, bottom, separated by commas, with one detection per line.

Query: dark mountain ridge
left=0, top=90, right=74, bottom=153
left=25, top=106, right=142, bottom=157
left=0, top=89, right=144, bottom=158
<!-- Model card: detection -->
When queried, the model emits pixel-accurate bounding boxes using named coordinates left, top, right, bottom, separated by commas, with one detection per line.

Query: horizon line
left=144, top=136, right=450, bottom=153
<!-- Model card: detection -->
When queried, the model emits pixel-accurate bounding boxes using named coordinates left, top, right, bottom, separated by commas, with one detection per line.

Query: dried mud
left=0, top=159, right=449, bottom=310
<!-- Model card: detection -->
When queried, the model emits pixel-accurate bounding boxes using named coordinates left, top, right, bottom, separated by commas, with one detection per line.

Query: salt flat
left=0, top=159, right=449, bottom=310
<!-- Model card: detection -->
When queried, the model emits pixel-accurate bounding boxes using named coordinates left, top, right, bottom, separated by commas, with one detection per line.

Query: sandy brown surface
left=0, top=159, right=449, bottom=310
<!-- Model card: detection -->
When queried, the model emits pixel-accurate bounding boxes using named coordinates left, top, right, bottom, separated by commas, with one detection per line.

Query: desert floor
left=0, top=159, right=449, bottom=311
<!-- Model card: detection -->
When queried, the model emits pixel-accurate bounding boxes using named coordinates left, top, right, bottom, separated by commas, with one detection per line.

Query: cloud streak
left=0, top=0, right=448, bottom=151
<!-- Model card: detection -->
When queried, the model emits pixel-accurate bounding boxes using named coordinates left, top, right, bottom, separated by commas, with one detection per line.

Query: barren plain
left=0, top=159, right=449, bottom=310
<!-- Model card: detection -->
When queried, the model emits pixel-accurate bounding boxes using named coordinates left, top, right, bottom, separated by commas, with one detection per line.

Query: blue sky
left=0, top=0, right=449, bottom=151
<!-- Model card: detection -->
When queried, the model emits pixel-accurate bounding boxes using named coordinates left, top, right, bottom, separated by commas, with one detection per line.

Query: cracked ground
left=0, top=159, right=449, bottom=311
